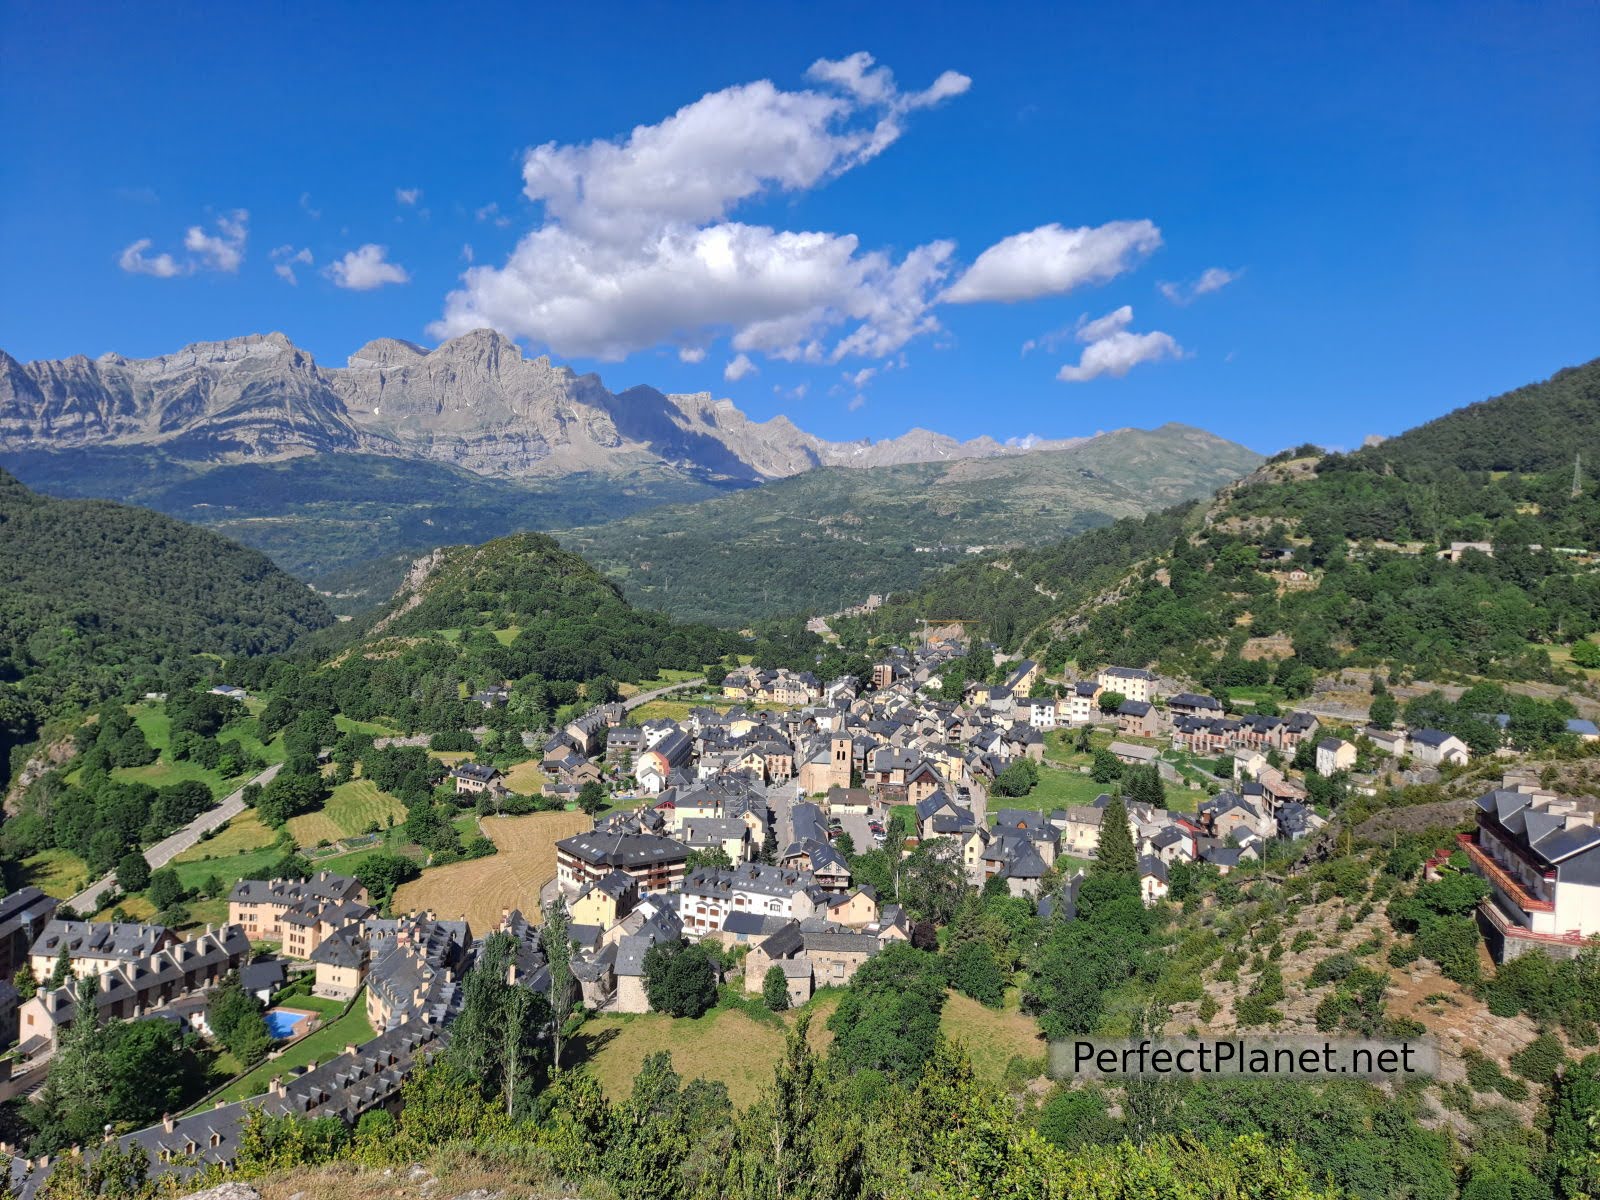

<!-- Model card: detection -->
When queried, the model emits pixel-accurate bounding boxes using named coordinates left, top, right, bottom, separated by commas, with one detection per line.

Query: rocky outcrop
left=0, top=329, right=1100, bottom=481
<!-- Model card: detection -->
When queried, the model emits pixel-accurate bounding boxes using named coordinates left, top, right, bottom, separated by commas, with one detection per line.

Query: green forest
left=843, top=357, right=1600, bottom=683
left=0, top=468, right=331, bottom=780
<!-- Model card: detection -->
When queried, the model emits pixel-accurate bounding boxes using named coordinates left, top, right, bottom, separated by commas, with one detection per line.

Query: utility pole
left=1573, top=452, right=1583, bottom=499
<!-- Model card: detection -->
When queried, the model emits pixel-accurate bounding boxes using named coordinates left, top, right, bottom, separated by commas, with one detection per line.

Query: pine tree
left=1095, top=797, right=1137, bottom=876
left=48, top=945, right=72, bottom=989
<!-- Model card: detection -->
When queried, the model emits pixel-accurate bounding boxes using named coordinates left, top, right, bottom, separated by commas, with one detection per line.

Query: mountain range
left=0, top=332, right=1265, bottom=616
left=0, top=330, right=1084, bottom=482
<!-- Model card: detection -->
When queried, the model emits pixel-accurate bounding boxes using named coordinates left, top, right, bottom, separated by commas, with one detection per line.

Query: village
left=4, top=639, right=1599, bottom=1196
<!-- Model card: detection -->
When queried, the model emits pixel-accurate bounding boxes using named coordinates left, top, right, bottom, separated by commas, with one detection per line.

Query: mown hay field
left=391, top=811, right=591, bottom=931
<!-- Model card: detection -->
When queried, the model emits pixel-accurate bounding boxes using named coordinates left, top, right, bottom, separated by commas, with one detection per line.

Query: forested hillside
left=557, top=424, right=1261, bottom=624
left=242, top=532, right=862, bottom=738
left=842, top=357, right=1600, bottom=685
left=0, top=468, right=331, bottom=773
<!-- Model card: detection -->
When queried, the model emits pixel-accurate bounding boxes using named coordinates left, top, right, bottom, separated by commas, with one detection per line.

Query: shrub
left=1510, top=1034, right=1566, bottom=1085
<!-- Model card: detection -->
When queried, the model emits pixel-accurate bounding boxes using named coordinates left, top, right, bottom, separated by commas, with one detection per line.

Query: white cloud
left=847, top=394, right=866, bottom=411
left=845, top=366, right=877, bottom=388
left=270, top=244, right=314, bottom=284
left=1056, top=306, right=1182, bottom=383
left=461, top=243, right=475, bottom=263
left=724, top=353, right=758, bottom=381
left=325, top=244, right=411, bottom=290
left=475, top=202, right=512, bottom=227
left=396, top=187, right=422, bottom=206
left=117, top=239, right=184, bottom=278
left=1076, top=304, right=1134, bottom=342
left=678, top=346, right=707, bottom=363
left=118, top=210, right=248, bottom=277
left=944, top=220, right=1161, bottom=304
left=299, top=192, right=322, bottom=219
left=1159, top=266, right=1239, bottom=304
left=432, top=55, right=974, bottom=363
left=183, top=210, right=249, bottom=272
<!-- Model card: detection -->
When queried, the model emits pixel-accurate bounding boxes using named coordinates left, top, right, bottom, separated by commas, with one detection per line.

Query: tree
left=947, top=938, right=1006, bottom=1007
left=763, top=964, right=792, bottom=1011
left=449, top=932, right=550, bottom=1117
left=685, top=846, right=733, bottom=871
left=899, top=837, right=965, bottom=925
left=826, top=943, right=945, bottom=1080
left=1094, top=797, right=1137, bottom=876
left=1098, top=690, right=1127, bottom=714
left=352, top=850, right=421, bottom=909
left=1571, top=640, right=1600, bottom=669
left=993, top=759, right=1040, bottom=797
left=643, top=940, right=718, bottom=1018
left=115, top=851, right=150, bottom=894
left=48, top=944, right=72, bottom=989
left=541, top=897, right=575, bottom=1071
left=147, top=866, right=184, bottom=911
left=576, top=780, right=608, bottom=816
left=1091, top=748, right=1122, bottom=783
left=208, top=971, right=272, bottom=1066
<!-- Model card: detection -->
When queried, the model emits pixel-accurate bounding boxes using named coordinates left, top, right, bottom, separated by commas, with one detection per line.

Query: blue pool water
left=264, top=1008, right=310, bottom=1040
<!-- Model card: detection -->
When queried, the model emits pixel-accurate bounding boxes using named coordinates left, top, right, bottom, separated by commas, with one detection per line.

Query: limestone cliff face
left=0, top=333, right=365, bottom=458
left=0, top=329, right=1080, bottom=480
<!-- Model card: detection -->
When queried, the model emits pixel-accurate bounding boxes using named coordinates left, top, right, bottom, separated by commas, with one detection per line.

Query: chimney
left=161, top=1113, right=174, bottom=1134
left=344, top=1043, right=357, bottom=1057
left=269, top=1075, right=285, bottom=1098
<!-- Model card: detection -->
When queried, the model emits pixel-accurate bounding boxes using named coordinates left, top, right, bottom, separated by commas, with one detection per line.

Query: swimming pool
left=263, top=1008, right=312, bottom=1040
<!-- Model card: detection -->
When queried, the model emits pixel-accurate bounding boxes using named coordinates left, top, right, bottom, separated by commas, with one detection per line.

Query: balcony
left=1457, top=833, right=1553, bottom=913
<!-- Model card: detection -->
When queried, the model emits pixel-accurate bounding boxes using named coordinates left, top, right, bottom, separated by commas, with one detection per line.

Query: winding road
left=65, top=761, right=282, bottom=915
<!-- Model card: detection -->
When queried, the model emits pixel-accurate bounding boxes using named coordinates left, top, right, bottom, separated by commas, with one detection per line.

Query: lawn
left=392, top=811, right=590, bottom=931
left=203, top=998, right=377, bottom=1105
left=287, top=778, right=406, bottom=846
left=491, top=626, right=521, bottom=645
left=940, top=990, right=1046, bottom=1083
left=500, top=759, right=548, bottom=796
left=334, top=715, right=404, bottom=738
left=175, top=811, right=278, bottom=862
left=20, top=848, right=92, bottom=899
left=168, top=845, right=285, bottom=894
left=580, top=992, right=839, bottom=1108
left=997, top=764, right=1197, bottom=815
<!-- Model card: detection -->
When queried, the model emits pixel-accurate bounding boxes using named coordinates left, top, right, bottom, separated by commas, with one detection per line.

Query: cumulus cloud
left=118, top=210, right=248, bottom=277
left=845, top=366, right=878, bottom=388
left=678, top=346, right=707, bottom=363
left=432, top=55, right=980, bottom=363
left=271, top=244, right=314, bottom=284
left=724, top=353, right=758, bottom=381
left=847, top=394, right=866, bottom=411
left=396, top=187, right=422, bottom=206
left=943, top=220, right=1161, bottom=304
left=183, top=210, right=249, bottom=272
left=325, top=244, right=411, bottom=290
left=117, top=239, right=185, bottom=278
left=1159, top=266, right=1239, bottom=305
left=1055, top=305, right=1181, bottom=383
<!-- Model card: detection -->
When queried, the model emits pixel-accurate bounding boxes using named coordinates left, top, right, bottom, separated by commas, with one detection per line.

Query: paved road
left=622, top=677, right=706, bottom=713
left=66, top=761, right=282, bottom=915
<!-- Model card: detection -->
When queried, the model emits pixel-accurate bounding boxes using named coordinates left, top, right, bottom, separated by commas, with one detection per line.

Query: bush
left=1310, top=952, right=1357, bottom=987
left=1510, top=1034, right=1566, bottom=1085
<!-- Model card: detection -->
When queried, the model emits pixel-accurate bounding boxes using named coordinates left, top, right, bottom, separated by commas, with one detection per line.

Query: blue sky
left=2, top=0, right=1596, bottom=454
